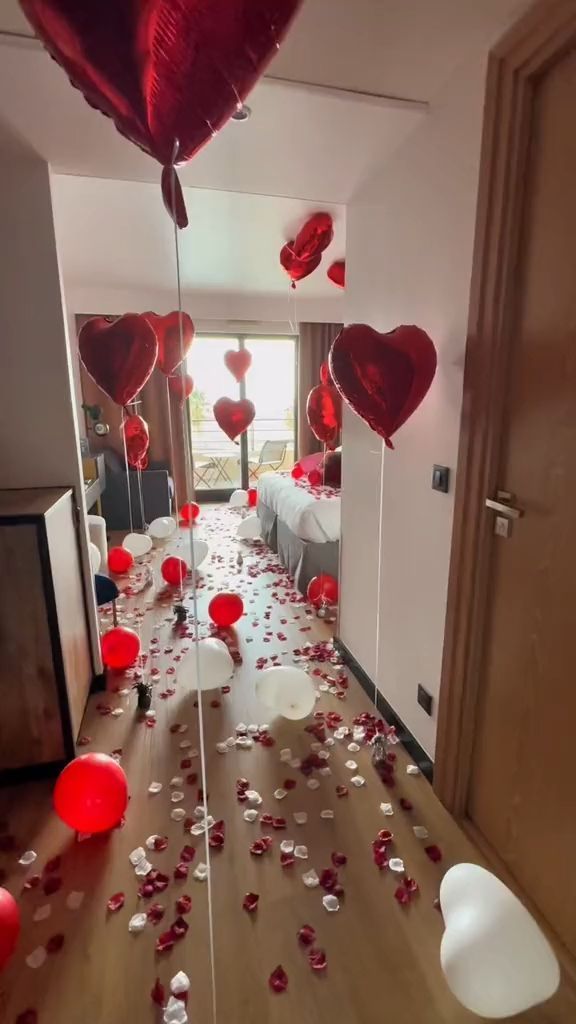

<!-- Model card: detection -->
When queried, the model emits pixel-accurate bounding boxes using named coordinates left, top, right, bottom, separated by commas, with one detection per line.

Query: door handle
left=485, top=491, right=524, bottom=519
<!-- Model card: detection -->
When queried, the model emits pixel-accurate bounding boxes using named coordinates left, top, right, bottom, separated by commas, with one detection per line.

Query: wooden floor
left=0, top=504, right=574, bottom=1024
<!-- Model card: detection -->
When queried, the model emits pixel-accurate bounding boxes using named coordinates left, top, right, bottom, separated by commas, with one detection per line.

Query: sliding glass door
left=187, top=334, right=296, bottom=500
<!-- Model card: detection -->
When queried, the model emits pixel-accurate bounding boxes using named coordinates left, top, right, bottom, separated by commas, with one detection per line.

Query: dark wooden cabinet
left=0, top=488, right=93, bottom=781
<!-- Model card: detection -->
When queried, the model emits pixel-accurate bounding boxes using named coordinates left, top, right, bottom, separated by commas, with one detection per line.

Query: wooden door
left=436, top=1, right=576, bottom=963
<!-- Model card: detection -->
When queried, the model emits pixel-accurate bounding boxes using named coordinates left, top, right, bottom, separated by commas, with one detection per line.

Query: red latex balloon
left=168, top=372, right=194, bottom=403
left=307, top=469, right=322, bottom=487
left=306, top=383, right=342, bottom=448
left=101, top=626, right=141, bottom=670
left=79, top=315, right=158, bottom=407
left=143, top=311, right=194, bottom=376
left=280, top=243, right=322, bottom=286
left=292, top=212, right=334, bottom=261
left=108, top=546, right=134, bottom=575
left=327, top=259, right=346, bottom=289
left=161, top=556, right=189, bottom=587
left=21, top=1, right=303, bottom=196
left=307, top=574, right=339, bottom=608
left=0, top=888, right=20, bottom=971
left=329, top=324, right=437, bottom=449
left=53, top=753, right=128, bottom=834
left=180, top=502, right=200, bottom=524
left=213, top=397, right=255, bottom=441
left=291, top=464, right=304, bottom=480
left=122, top=414, right=149, bottom=469
left=319, top=361, right=332, bottom=385
left=208, top=592, right=244, bottom=627
left=224, top=348, right=252, bottom=382
left=247, top=488, right=257, bottom=508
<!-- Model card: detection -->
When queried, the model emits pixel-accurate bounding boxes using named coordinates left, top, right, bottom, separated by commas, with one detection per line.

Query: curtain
left=76, top=315, right=188, bottom=510
left=297, top=322, right=343, bottom=458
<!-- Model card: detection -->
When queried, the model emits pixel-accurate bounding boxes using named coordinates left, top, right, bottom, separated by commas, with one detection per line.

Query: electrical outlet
left=417, top=684, right=433, bottom=716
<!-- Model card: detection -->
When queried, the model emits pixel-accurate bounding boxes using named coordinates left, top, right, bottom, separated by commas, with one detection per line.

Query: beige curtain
left=76, top=315, right=188, bottom=509
left=297, top=322, right=343, bottom=458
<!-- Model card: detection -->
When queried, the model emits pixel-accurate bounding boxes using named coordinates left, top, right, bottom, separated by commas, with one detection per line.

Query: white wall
left=340, top=53, right=489, bottom=757
left=0, top=129, right=102, bottom=672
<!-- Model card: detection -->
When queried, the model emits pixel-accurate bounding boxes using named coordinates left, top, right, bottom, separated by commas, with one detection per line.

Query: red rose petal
left=147, top=903, right=166, bottom=924
left=209, top=831, right=225, bottom=849
left=180, top=758, right=192, bottom=770
left=44, top=856, right=61, bottom=874
left=298, top=924, right=316, bottom=947
left=269, top=965, right=288, bottom=993
left=174, top=863, right=189, bottom=881
left=43, top=875, right=62, bottom=896
left=272, top=817, right=287, bottom=830
left=185, top=773, right=198, bottom=786
left=308, top=948, right=327, bottom=972
left=151, top=978, right=165, bottom=1006
left=22, top=874, right=41, bottom=893
left=280, top=851, right=295, bottom=868
left=46, top=933, right=65, bottom=954
left=425, top=844, right=443, bottom=863
left=250, top=839, right=267, bottom=856
left=394, top=885, right=410, bottom=905
left=153, top=872, right=170, bottom=892
left=405, top=876, right=419, bottom=895
left=399, top=797, right=413, bottom=811
left=155, top=930, right=175, bottom=954
left=176, top=894, right=192, bottom=915
left=331, top=851, right=347, bottom=867
left=261, top=835, right=273, bottom=850
left=373, top=849, right=389, bottom=870
left=243, top=892, right=259, bottom=913
left=335, top=785, right=348, bottom=798
left=138, top=882, right=156, bottom=899
left=319, top=868, right=338, bottom=891
left=179, top=845, right=196, bottom=863
left=153, top=836, right=169, bottom=852
left=107, top=892, right=125, bottom=912
left=172, top=915, right=189, bottom=939
left=377, top=829, right=394, bottom=844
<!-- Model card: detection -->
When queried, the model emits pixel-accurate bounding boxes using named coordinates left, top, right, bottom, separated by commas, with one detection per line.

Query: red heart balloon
left=168, top=372, right=194, bottom=403
left=327, top=259, right=345, bottom=289
left=329, top=324, right=437, bottom=448
left=143, top=311, right=194, bottom=377
left=306, top=384, right=342, bottom=449
left=280, top=243, right=322, bottom=285
left=21, top=0, right=303, bottom=168
left=213, top=397, right=255, bottom=441
left=122, top=414, right=150, bottom=468
left=292, top=212, right=334, bottom=261
left=224, top=349, right=252, bottom=383
left=79, top=315, right=158, bottom=407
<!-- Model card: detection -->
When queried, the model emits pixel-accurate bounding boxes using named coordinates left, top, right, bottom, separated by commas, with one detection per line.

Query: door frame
left=435, top=0, right=576, bottom=813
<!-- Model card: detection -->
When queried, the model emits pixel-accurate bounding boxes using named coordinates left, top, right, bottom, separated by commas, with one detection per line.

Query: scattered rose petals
left=243, top=892, right=259, bottom=913
left=148, top=782, right=163, bottom=794
left=33, top=904, right=52, bottom=923
left=193, top=863, right=208, bottom=881
left=331, top=851, right=347, bottom=867
left=298, top=924, right=316, bottom=947
left=171, top=809, right=186, bottom=822
left=308, top=948, right=327, bottom=971
left=302, top=869, right=320, bottom=888
left=322, top=894, right=340, bottom=913
left=350, top=775, right=366, bottom=787
left=156, top=930, right=175, bottom=954
left=344, top=760, right=357, bottom=771
left=399, top=797, right=413, bottom=811
left=320, top=809, right=334, bottom=820
left=151, top=978, right=165, bottom=1006
left=46, top=933, right=65, bottom=954
left=171, top=971, right=191, bottom=995
left=147, top=903, right=166, bottom=924
left=389, top=858, right=405, bottom=873
left=280, top=851, right=295, bottom=868
left=335, top=785, right=348, bottom=798
left=42, top=875, right=62, bottom=896
left=129, top=847, right=147, bottom=866
left=180, top=845, right=196, bottom=863
left=413, top=826, right=429, bottom=840
left=307, top=779, right=320, bottom=790
left=174, top=863, right=189, bottom=881
left=394, top=885, right=410, bottom=906
left=425, top=844, right=443, bottom=863
left=293, top=812, right=308, bottom=825
left=380, top=802, right=394, bottom=816
left=273, top=788, right=288, bottom=801
left=18, top=851, right=37, bottom=867
left=66, top=891, right=85, bottom=910
left=294, top=845, right=308, bottom=859
left=269, top=965, right=288, bottom=993
left=128, top=913, right=148, bottom=933
left=243, top=809, right=258, bottom=823
left=26, top=947, right=47, bottom=970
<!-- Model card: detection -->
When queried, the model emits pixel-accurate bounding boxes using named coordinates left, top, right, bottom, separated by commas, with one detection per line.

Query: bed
left=257, top=472, right=340, bottom=595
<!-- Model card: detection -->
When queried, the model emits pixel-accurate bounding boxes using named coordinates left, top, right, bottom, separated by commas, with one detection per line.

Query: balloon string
left=288, top=281, right=298, bottom=335
left=136, top=465, right=146, bottom=530
left=121, top=413, right=134, bottom=535
left=171, top=156, right=218, bottom=1024
left=374, top=438, right=386, bottom=710
left=165, top=376, right=180, bottom=519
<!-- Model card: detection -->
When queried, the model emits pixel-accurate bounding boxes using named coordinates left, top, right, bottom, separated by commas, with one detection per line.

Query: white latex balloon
left=123, top=532, right=153, bottom=558
left=180, top=638, right=234, bottom=692
left=440, top=864, right=560, bottom=1019
left=236, top=514, right=262, bottom=540
left=191, top=538, right=209, bottom=568
left=229, top=489, right=248, bottom=508
left=149, top=516, right=177, bottom=540
left=168, top=538, right=209, bottom=568
left=89, top=542, right=101, bottom=573
left=255, top=666, right=316, bottom=721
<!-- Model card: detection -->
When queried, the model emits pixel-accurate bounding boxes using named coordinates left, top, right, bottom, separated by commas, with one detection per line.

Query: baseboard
left=334, top=637, right=434, bottom=782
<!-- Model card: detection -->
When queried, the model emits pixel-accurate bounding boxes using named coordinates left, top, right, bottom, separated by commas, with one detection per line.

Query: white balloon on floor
left=255, top=666, right=316, bottom=720
left=168, top=538, right=209, bottom=568
left=180, top=638, right=234, bottom=691
left=123, top=532, right=153, bottom=558
left=236, top=514, right=262, bottom=540
left=440, top=863, right=560, bottom=1018
left=89, top=542, right=101, bottom=573
left=229, top=489, right=248, bottom=507
left=149, top=516, right=177, bottom=540
left=191, top=538, right=209, bottom=568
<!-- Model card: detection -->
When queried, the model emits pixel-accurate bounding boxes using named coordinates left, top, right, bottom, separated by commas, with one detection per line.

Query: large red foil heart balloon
left=327, top=259, right=346, bottom=289
left=280, top=243, right=322, bottom=285
left=143, top=311, right=194, bottom=376
left=293, top=212, right=334, bottom=261
left=224, top=348, right=252, bottom=382
left=306, top=384, right=342, bottom=449
left=329, top=324, right=437, bottom=448
left=122, top=413, right=150, bottom=468
left=79, top=315, right=158, bottom=407
left=21, top=1, right=303, bottom=169
left=213, top=397, right=255, bottom=441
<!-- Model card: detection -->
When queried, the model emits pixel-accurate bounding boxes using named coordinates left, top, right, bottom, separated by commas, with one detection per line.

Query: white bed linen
left=257, top=472, right=340, bottom=544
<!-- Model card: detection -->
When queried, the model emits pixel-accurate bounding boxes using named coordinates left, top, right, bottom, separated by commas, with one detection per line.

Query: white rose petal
left=179, top=739, right=192, bottom=749
left=236, top=736, right=253, bottom=750
left=279, top=748, right=292, bottom=763
left=344, top=760, right=358, bottom=771
left=322, top=894, right=340, bottom=912
left=148, top=782, right=163, bottom=795
left=18, top=850, right=37, bottom=867
left=274, top=788, right=288, bottom=801
left=318, top=750, right=330, bottom=761
left=128, top=913, right=148, bottom=933
left=170, top=970, right=191, bottom=995
left=171, top=808, right=186, bottom=822
left=380, top=803, right=394, bottom=816
left=389, top=858, right=405, bottom=873
left=33, top=904, right=52, bottom=923
left=289, top=758, right=302, bottom=769
left=347, top=742, right=360, bottom=753
left=294, top=845, right=308, bottom=859
left=406, top=764, right=421, bottom=776
left=225, top=736, right=236, bottom=748
left=216, top=743, right=228, bottom=754
left=280, top=840, right=294, bottom=855
left=146, top=835, right=162, bottom=850
left=135, top=858, right=153, bottom=877
left=236, top=723, right=247, bottom=735
left=171, top=791, right=185, bottom=803
left=193, top=863, right=208, bottom=881
left=307, top=778, right=320, bottom=790
left=26, top=946, right=47, bottom=969
left=111, top=708, right=124, bottom=717
left=351, top=775, right=366, bottom=788
left=353, top=727, right=365, bottom=743
left=319, top=767, right=332, bottom=777
left=319, top=683, right=330, bottom=692
left=413, top=825, right=429, bottom=840
left=66, top=891, right=85, bottom=911
left=129, top=847, right=147, bottom=866
left=324, top=737, right=335, bottom=747
left=334, top=727, right=349, bottom=740
left=164, top=995, right=188, bottom=1024
left=302, top=869, right=320, bottom=888
left=170, top=777, right=183, bottom=787
left=243, top=809, right=258, bottom=823
left=245, top=790, right=262, bottom=806
left=320, top=809, right=334, bottom=820
left=293, top=812, right=308, bottom=825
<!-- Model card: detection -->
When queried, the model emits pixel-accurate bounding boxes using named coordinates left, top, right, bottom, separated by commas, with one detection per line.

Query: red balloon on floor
left=161, top=556, right=189, bottom=587
left=291, top=464, right=304, bottom=479
left=209, top=592, right=244, bottom=627
left=307, top=469, right=322, bottom=486
left=53, top=753, right=129, bottom=834
left=101, top=626, right=141, bottom=670
left=180, top=502, right=200, bottom=524
left=0, top=888, right=20, bottom=971
left=307, top=574, right=339, bottom=608
left=108, top=546, right=134, bottom=574
left=247, top=488, right=257, bottom=508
